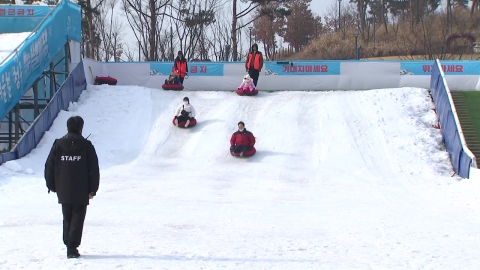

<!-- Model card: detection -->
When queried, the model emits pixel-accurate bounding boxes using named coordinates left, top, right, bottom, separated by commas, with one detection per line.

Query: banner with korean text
left=0, top=5, right=54, bottom=33
left=149, top=62, right=224, bottom=77
left=0, top=1, right=81, bottom=120
left=401, top=61, right=480, bottom=75
left=265, top=61, right=340, bottom=75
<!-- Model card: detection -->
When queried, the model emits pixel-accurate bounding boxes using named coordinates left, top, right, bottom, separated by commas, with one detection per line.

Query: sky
left=310, top=0, right=331, bottom=16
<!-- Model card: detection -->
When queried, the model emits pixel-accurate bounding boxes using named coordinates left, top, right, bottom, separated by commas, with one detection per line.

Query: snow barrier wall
left=0, top=61, right=86, bottom=164
left=83, top=58, right=480, bottom=91
left=430, top=59, right=476, bottom=179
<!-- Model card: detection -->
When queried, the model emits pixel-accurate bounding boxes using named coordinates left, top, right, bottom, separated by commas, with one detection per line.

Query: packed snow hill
left=0, top=32, right=31, bottom=63
left=1, top=85, right=480, bottom=269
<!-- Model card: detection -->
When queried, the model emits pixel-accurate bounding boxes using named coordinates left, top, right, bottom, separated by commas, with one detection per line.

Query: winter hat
left=178, top=51, right=183, bottom=55
left=238, top=121, right=245, bottom=126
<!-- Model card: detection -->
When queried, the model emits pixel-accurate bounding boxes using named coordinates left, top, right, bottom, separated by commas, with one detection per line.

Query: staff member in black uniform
left=45, top=116, right=100, bottom=259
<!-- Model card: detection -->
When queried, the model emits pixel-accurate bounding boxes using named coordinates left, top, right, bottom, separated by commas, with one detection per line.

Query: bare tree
left=207, top=10, right=232, bottom=61
left=230, top=0, right=290, bottom=61
left=170, top=0, right=219, bottom=60
left=122, top=0, right=171, bottom=60
left=95, top=0, right=125, bottom=61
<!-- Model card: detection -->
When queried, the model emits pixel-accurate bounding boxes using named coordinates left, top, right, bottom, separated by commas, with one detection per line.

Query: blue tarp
left=1, top=61, right=86, bottom=163
left=430, top=60, right=472, bottom=178
left=0, top=5, right=55, bottom=33
left=0, top=0, right=81, bottom=120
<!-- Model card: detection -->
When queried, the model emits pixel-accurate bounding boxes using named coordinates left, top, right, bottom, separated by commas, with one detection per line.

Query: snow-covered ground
left=1, top=86, right=480, bottom=269
left=0, top=32, right=31, bottom=64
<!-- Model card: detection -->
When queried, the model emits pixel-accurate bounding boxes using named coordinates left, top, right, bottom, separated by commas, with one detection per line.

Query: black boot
left=67, top=247, right=80, bottom=259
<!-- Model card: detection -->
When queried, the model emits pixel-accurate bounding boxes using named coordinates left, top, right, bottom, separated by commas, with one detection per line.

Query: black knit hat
left=178, top=51, right=183, bottom=55
left=238, top=121, right=245, bottom=126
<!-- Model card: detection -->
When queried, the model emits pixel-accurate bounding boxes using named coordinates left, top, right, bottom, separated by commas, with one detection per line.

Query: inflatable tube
left=230, top=146, right=256, bottom=157
left=95, top=76, right=117, bottom=85
left=236, top=88, right=258, bottom=96
left=162, top=84, right=184, bottom=91
left=172, top=117, right=197, bottom=128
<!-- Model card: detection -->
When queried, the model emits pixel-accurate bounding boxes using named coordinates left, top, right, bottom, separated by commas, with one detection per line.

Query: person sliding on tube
left=174, top=51, right=188, bottom=85
left=230, top=121, right=255, bottom=157
left=245, top=44, right=263, bottom=87
left=174, top=97, right=195, bottom=127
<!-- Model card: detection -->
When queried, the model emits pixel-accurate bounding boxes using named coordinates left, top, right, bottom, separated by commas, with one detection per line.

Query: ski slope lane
left=1, top=85, right=480, bottom=269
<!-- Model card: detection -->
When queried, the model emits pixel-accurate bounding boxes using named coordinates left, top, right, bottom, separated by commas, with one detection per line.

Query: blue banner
left=401, top=61, right=480, bottom=75
left=0, top=1, right=81, bottom=120
left=430, top=60, right=472, bottom=178
left=0, top=5, right=54, bottom=32
left=150, top=62, right=223, bottom=76
left=265, top=62, right=340, bottom=76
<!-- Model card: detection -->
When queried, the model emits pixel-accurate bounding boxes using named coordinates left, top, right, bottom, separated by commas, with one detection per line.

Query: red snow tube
left=162, top=84, right=184, bottom=91
left=172, top=117, right=197, bottom=128
left=95, top=76, right=117, bottom=85
left=236, top=88, right=258, bottom=96
left=231, top=146, right=256, bottom=157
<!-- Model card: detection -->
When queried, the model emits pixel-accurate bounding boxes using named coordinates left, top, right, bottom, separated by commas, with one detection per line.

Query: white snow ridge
left=1, top=85, right=480, bottom=269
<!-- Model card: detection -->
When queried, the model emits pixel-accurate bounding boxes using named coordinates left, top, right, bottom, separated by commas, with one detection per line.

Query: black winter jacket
left=44, top=133, right=100, bottom=205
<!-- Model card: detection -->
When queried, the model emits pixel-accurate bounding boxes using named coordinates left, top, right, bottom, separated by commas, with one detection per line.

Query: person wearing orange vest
left=245, top=43, right=264, bottom=87
left=174, top=51, right=188, bottom=85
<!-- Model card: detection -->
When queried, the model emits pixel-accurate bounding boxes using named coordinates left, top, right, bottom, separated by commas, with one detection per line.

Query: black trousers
left=231, top=145, right=252, bottom=153
left=175, top=115, right=192, bottom=122
left=62, top=204, right=87, bottom=248
left=248, top=68, right=260, bottom=87
left=179, top=76, right=185, bottom=84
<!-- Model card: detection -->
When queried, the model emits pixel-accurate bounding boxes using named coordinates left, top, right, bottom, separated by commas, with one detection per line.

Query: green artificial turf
left=461, top=92, right=480, bottom=141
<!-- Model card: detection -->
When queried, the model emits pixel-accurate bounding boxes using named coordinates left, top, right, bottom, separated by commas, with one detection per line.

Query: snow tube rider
left=230, top=121, right=256, bottom=157
left=236, top=74, right=257, bottom=95
left=174, top=97, right=196, bottom=127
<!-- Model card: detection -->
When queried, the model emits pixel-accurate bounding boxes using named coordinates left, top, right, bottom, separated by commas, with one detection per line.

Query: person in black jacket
left=45, top=116, right=100, bottom=259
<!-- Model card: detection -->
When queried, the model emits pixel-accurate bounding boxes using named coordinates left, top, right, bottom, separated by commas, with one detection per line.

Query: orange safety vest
left=175, top=60, right=188, bottom=77
left=246, top=53, right=261, bottom=70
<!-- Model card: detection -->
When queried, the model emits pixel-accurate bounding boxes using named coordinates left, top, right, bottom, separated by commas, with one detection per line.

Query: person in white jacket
left=174, top=97, right=196, bottom=127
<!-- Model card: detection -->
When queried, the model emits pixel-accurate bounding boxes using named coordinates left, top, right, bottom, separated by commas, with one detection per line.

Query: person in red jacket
left=230, top=121, right=255, bottom=156
left=174, top=51, right=188, bottom=84
left=245, top=43, right=263, bottom=87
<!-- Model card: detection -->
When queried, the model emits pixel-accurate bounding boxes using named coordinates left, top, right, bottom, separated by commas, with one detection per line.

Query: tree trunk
left=231, top=0, right=238, bottom=61
left=86, top=0, right=95, bottom=58
left=382, top=0, right=388, bottom=34
left=472, top=0, right=477, bottom=16
left=149, top=0, right=156, bottom=61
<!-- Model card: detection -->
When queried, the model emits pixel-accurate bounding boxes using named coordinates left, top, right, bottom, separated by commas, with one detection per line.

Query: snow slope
left=0, top=32, right=31, bottom=63
left=1, top=86, right=480, bottom=269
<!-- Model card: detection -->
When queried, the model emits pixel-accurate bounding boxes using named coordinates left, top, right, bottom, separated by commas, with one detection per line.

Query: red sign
left=422, top=64, right=464, bottom=73
left=0, top=8, right=35, bottom=16
left=282, top=65, right=330, bottom=73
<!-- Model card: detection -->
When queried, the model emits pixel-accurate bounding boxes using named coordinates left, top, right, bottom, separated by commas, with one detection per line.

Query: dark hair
left=251, top=44, right=258, bottom=51
left=178, top=51, right=183, bottom=55
left=238, top=121, right=245, bottom=126
left=67, top=116, right=84, bottom=134
left=183, top=97, right=189, bottom=103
